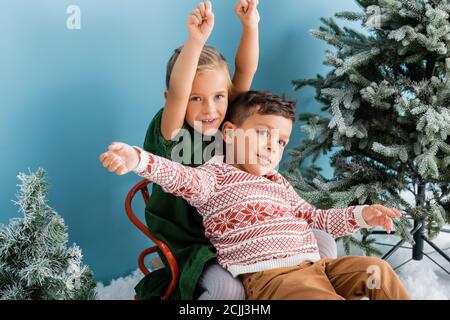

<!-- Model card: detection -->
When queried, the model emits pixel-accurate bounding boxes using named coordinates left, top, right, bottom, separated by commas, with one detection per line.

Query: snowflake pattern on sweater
left=134, top=150, right=369, bottom=276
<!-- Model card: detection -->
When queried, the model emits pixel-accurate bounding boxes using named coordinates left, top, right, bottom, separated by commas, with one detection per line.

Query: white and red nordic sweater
left=134, top=149, right=370, bottom=277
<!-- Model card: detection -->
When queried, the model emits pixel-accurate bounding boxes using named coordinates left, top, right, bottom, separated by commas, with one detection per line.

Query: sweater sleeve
left=133, top=148, right=216, bottom=208
left=283, top=177, right=370, bottom=238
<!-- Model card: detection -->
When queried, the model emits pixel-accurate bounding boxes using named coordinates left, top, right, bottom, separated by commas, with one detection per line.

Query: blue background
left=0, top=0, right=360, bottom=282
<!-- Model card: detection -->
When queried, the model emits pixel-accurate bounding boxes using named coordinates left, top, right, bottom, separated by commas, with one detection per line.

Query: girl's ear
left=221, top=121, right=235, bottom=144
left=164, top=90, right=168, bottom=100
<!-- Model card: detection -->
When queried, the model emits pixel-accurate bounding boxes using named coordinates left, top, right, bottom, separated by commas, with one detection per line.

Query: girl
left=136, top=0, right=260, bottom=300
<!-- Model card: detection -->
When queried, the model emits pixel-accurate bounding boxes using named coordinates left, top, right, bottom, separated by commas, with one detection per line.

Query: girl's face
left=185, top=69, right=229, bottom=135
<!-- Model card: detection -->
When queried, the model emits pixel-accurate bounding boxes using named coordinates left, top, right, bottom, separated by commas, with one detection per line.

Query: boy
left=100, top=91, right=411, bottom=299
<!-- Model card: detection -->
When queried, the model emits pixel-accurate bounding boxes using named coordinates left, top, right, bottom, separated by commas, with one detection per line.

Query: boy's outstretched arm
left=282, top=177, right=401, bottom=238
left=99, top=142, right=216, bottom=208
left=161, top=1, right=215, bottom=141
left=231, top=0, right=260, bottom=100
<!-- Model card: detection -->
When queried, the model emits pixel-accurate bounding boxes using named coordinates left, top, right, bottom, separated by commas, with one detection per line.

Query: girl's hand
left=187, top=1, right=215, bottom=43
left=362, top=204, right=402, bottom=233
left=235, top=0, right=260, bottom=28
left=99, top=142, right=140, bottom=176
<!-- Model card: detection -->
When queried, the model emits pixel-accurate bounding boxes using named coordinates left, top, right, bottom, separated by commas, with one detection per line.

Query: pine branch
left=0, top=169, right=97, bottom=300
left=288, top=0, right=450, bottom=255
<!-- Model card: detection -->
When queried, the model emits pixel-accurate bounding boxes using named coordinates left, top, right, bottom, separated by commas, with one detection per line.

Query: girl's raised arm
left=161, top=1, right=215, bottom=140
left=231, top=0, right=260, bottom=101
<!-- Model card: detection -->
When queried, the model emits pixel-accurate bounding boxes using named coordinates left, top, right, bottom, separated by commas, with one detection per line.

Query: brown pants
left=239, top=256, right=411, bottom=300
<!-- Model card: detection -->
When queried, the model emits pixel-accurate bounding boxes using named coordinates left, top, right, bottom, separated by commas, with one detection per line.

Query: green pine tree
left=286, top=0, right=450, bottom=256
left=0, top=168, right=97, bottom=300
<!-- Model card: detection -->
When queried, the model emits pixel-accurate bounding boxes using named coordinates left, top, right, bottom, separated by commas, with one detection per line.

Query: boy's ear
left=164, top=90, right=168, bottom=100
left=221, top=121, right=235, bottom=144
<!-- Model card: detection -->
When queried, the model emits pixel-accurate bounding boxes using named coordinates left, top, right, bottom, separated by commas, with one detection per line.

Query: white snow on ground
left=380, top=231, right=450, bottom=299
left=96, top=269, right=144, bottom=300
left=97, top=230, right=450, bottom=300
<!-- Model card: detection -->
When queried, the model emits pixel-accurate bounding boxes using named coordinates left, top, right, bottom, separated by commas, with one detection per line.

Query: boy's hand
left=362, top=204, right=402, bottom=233
left=188, top=1, right=215, bottom=43
left=99, top=142, right=140, bottom=176
left=235, top=0, right=260, bottom=28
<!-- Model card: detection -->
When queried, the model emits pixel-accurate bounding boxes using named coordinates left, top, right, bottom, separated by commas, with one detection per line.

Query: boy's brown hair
left=224, top=91, right=297, bottom=125
left=166, top=45, right=232, bottom=91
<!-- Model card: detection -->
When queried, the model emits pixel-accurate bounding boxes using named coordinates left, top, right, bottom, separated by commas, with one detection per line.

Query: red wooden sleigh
left=125, top=179, right=179, bottom=300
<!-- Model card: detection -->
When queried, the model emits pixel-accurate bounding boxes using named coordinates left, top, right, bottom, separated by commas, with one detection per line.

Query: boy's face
left=221, top=111, right=293, bottom=176
left=184, top=69, right=229, bottom=135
